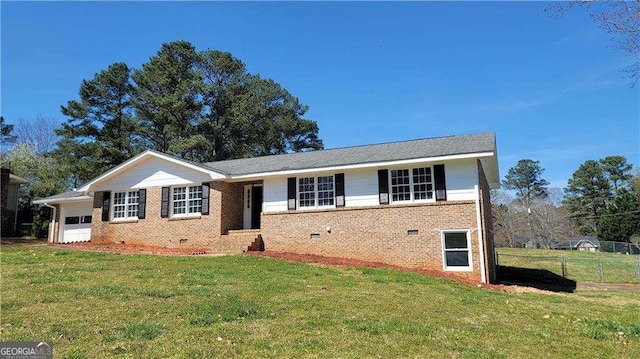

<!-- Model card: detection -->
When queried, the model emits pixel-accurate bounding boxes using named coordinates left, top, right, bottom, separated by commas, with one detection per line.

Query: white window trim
left=297, top=175, right=336, bottom=210
left=170, top=185, right=202, bottom=218
left=389, top=166, right=435, bottom=204
left=111, top=190, right=140, bottom=221
left=441, top=229, right=473, bottom=272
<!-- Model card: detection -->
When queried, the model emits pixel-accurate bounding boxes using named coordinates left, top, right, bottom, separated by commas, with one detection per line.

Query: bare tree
left=492, top=188, right=577, bottom=248
left=492, top=190, right=528, bottom=247
left=14, top=115, right=61, bottom=154
left=530, top=189, right=578, bottom=248
left=547, top=1, right=640, bottom=84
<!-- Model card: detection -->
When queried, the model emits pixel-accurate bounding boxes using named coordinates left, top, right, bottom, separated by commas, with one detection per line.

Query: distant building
left=553, top=236, right=600, bottom=252
left=1, top=168, right=28, bottom=237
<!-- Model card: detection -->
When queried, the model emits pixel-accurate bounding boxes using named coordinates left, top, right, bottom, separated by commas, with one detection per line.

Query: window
left=299, top=176, right=335, bottom=208
left=442, top=231, right=472, bottom=271
left=390, top=167, right=434, bottom=203
left=298, top=177, right=315, bottom=207
left=172, top=186, right=202, bottom=216
left=391, top=169, right=411, bottom=202
left=413, top=167, right=433, bottom=200
left=65, top=216, right=80, bottom=225
left=112, top=191, right=140, bottom=220
left=317, top=176, right=334, bottom=206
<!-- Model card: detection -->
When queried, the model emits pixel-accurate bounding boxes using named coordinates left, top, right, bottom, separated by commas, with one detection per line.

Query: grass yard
left=1, top=244, right=639, bottom=358
left=497, top=247, right=640, bottom=284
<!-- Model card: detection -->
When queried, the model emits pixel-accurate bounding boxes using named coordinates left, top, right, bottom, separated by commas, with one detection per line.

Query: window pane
left=445, top=232, right=468, bottom=249
left=65, top=216, right=80, bottom=225
left=188, top=186, right=203, bottom=214
left=298, top=177, right=315, bottom=207
left=391, top=169, right=411, bottom=202
left=446, top=251, right=469, bottom=266
left=113, top=192, right=126, bottom=219
left=317, top=176, right=334, bottom=206
left=413, top=167, right=433, bottom=201
left=173, top=187, right=187, bottom=214
left=126, top=190, right=140, bottom=218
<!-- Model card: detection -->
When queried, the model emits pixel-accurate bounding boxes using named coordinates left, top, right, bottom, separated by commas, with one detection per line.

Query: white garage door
left=61, top=201, right=93, bottom=243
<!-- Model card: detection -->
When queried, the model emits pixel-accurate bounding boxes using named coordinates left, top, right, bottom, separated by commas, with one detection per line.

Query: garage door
left=61, top=202, right=92, bottom=243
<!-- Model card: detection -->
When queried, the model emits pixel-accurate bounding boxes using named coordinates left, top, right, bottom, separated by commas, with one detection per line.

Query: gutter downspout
left=42, top=203, right=56, bottom=244
left=475, top=185, right=487, bottom=284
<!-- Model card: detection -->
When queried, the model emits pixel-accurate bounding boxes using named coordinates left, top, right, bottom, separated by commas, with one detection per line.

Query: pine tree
left=56, top=62, right=139, bottom=185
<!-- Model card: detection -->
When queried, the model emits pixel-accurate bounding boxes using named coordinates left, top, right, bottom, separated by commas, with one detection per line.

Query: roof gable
left=78, top=150, right=226, bottom=192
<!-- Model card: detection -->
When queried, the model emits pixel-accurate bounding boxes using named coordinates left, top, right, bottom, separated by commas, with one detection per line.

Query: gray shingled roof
left=32, top=190, right=92, bottom=204
left=204, top=132, right=496, bottom=176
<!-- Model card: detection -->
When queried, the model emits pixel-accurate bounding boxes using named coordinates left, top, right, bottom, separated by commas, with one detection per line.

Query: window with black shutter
left=287, top=177, right=296, bottom=210
left=378, top=169, right=389, bottom=204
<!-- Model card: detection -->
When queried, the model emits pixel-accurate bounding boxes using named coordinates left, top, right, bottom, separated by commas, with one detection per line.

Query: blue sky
left=2, top=1, right=638, bottom=189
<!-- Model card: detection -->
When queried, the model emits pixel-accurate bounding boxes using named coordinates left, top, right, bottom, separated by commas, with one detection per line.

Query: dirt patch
left=50, top=241, right=209, bottom=256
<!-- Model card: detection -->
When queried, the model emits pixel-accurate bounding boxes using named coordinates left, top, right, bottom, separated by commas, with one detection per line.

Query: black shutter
left=138, top=189, right=146, bottom=219
left=335, top=173, right=345, bottom=207
left=287, top=177, right=296, bottom=210
left=161, top=187, right=170, bottom=218
left=201, top=182, right=210, bottom=215
left=101, top=191, right=111, bottom=222
left=378, top=169, right=389, bottom=204
left=434, top=164, right=447, bottom=201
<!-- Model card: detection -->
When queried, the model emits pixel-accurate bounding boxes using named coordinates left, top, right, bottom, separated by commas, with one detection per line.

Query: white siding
left=90, top=157, right=213, bottom=191
left=344, top=168, right=379, bottom=207
left=262, top=159, right=480, bottom=213
left=444, top=159, right=478, bottom=201
left=263, top=177, right=288, bottom=213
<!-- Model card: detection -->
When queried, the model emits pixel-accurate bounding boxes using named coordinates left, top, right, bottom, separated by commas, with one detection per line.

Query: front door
left=251, top=186, right=263, bottom=229
left=243, top=185, right=263, bottom=229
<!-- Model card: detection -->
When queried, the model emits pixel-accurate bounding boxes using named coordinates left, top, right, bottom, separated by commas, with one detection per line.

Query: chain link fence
left=496, top=252, right=640, bottom=283
left=599, top=241, right=640, bottom=255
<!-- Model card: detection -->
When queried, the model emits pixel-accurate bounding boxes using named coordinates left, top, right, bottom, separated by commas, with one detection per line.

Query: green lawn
left=1, top=245, right=639, bottom=358
left=497, top=247, right=640, bottom=284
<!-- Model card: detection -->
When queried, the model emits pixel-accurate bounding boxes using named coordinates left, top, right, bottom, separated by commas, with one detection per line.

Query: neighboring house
left=553, top=236, right=600, bottom=252
left=1, top=168, right=28, bottom=237
left=34, top=132, right=499, bottom=283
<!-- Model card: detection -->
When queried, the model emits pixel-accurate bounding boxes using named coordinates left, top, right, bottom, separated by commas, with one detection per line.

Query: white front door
left=60, top=201, right=93, bottom=243
left=243, top=185, right=253, bottom=229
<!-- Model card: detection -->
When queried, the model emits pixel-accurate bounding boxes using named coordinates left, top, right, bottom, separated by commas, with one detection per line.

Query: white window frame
left=389, top=166, right=434, bottom=204
left=298, top=175, right=335, bottom=209
left=171, top=185, right=202, bottom=217
left=111, top=190, right=140, bottom=221
left=441, top=230, right=473, bottom=272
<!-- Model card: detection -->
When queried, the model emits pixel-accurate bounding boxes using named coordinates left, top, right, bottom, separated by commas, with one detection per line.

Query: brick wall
left=261, top=200, right=484, bottom=281
left=90, top=185, right=222, bottom=248
left=213, top=181, right=244, bottom=234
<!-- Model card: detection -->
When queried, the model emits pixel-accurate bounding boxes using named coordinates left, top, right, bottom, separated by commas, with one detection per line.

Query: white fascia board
left=78, top=150, right=227, bottom=191
left=32, top=196, right=93, bottom=205
left=229, top=151, right=495, bottom=181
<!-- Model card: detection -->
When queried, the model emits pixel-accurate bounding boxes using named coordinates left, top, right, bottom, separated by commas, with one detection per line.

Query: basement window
left=310, top=233, right=321, bottom=239
left=441, top=230, right=472, bottom=272
left=407, top=230, right=419, bottom=236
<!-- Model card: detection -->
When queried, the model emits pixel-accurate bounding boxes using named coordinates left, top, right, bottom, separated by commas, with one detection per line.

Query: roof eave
left=227, top=151, right=496, bottom=181
left=32, top=196, right=93, bottom=205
